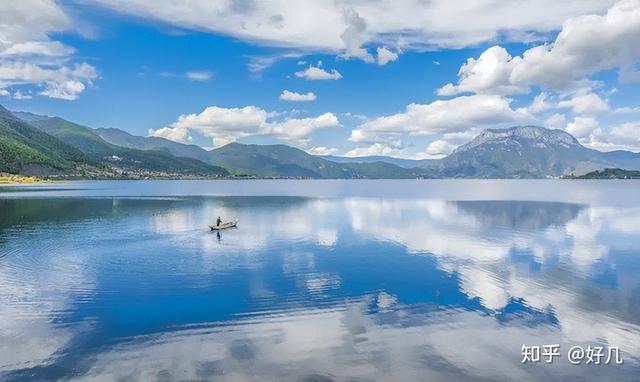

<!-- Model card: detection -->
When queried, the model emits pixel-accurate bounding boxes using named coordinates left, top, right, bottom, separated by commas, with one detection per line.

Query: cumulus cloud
left=307, top=146, right=338, bottom=156
left=512, top=0, right=640, bottom=89
left=437, top=46, right=528, bottom=96
left=295, top=65, right=342, bottom=80
left=528, top=90, right=608, bottom=119
left=0, top=1, right=97, bottom=100
left=0, top=61, right=97, bottom=100
left=147, top=125, right=193, bottom=143
left=439, top=1, right=640, bottom=94
left=149, top=105, right=340, bottom=147
left=586, top=121, right=640, bottom=152
left=557, top=92, right=609, bottom=114
left=544, top=113, right=567, bottom=129
left=558, top=116, right=640, bottom=152
left=565, top=116, right=600, bottom=139
left=344, top=142, right=405, bottom=158
left=269, top=112, right=340, bottom=143
left=425, top=140, right=456, bottom=157
left=528, top=92, right=554, bottom=113
left=423, top=131, right=479, bottom=158
left=610, top=122, right=640, bottom=142
left=89, top=0, right=616, bottom=58
left=350, top=94, right=531, bottom=143
left=279, top=90, right=317, bottom=102
left=376, top=47, right=398, bottom=66
left=340, top=8, right=374, bottom=63
left=0, top=1, right=70, bottom=57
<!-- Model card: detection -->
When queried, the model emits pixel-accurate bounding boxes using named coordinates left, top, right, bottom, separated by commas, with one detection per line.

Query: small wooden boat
left=209, top=220, right=239, bottom=231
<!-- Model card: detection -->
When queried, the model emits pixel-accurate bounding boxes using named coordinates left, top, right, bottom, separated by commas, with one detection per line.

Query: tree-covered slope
left=12, top=111, right=228, bottom=177
left=569, top=168, right=640, bottom=179
left=94, top=127, right=211, bottom=163
left=0, top=106, right=88, bottom=174
left=207, top=142, right=355, bottom=177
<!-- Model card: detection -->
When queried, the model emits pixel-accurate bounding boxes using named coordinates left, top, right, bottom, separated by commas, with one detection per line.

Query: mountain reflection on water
left=1, top=180, right=639, bottom=381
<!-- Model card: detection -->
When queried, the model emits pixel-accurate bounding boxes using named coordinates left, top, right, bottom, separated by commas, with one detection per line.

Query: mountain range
left=2, top=105, right=640, bottom=179
left=319, top=155, right=437, bottom=169
left=11, top=110, right=228, bottom=178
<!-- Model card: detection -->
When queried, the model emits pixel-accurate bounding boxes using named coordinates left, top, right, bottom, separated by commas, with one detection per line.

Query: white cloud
left=40, top=80, right=85, bottom=100
left=528, top=90, right=608, bottom=122
left=614, top=105, right=640, bottom=114
left=160, top=71, right=212, bottom=81
left=294, top=65, right=342, bottom=80
left=587, top=121, right=640, bottom=152
left=269, top=112, right=340, bottom=143
left=422, top=130, right=479, bottom=158
left=340, top=8, right=374, bottom=63
left=307, top=146, right=338, bottom=156
left=528, top=92, right=554, bottom=113
left=0, top=1, right=70, bottom=57
left=150, top=105, right=340, bottom=147
left=425, top=140, right=455, bottom=156
left=440, top=1, right=640, bottom=94
left=12, top=90, right=32, bottom=100
left=557, top=92, right=609, bottom=114
left=151, top=106, right=266, bottom=146
left=376, top=47, right=398, bottom=66
left=544, top=113, right=567, bottom=129
left=565, top=116, right=600, bottom=139
left=437, top=46, right=528, bottom=96
left=344, top=142, right=404, bottom=157
left=512, top=0, right=640, bottom=89
left=90, top=0, right=616, bottom=58
left=185, top=71, right=212, bottom=81
left=350, top=94, right=531, bottom=143
left=610, top=122, right=640, bottom=142
left=279, top=90, right=317, bottom=102
left=0, top=61, right=97, bottom=100
left=247, top=52, right=304, bottom=73
left=2, top=41, right=74, bottom=57
left=0, top=1, right=97, bottom=100
left=147, top=125, right=193, bottom=143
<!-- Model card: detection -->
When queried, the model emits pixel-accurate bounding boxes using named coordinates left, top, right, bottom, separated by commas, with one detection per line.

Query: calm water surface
left=1, top=180, right=639, bottom=381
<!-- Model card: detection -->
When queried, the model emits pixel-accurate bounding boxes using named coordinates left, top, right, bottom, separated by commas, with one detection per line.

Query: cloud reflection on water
left=1, top=194, right=639, bottom=380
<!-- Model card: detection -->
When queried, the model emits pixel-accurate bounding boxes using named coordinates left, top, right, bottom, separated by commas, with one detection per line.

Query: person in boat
left=216, top=216, right=222, bottom=226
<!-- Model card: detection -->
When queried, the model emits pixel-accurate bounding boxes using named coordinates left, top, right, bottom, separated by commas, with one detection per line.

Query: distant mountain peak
left=453, top=125, right=580, bottom=154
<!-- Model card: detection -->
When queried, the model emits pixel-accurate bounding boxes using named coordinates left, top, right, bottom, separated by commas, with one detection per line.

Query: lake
left=1, top=180, right=639, bottom=381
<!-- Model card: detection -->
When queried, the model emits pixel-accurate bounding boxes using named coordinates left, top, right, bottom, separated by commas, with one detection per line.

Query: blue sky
left=1, top=0, right=639, bottom=158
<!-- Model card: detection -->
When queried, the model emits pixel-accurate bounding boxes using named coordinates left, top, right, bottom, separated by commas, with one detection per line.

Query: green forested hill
left=94, top=127, right=211, bottom=163
left=207, top=142, right=354, bottom=177
left=0, top=106, right=88, bottom=174
left=17, top=113, right=229, bottom=177
left=569, top=168, right=640, bottom=179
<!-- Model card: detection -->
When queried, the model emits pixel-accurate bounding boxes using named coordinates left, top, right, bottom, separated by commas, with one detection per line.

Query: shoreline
left=0, top=175, right=44, bottom=184
left=3, top=177, right=640, bottom=184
